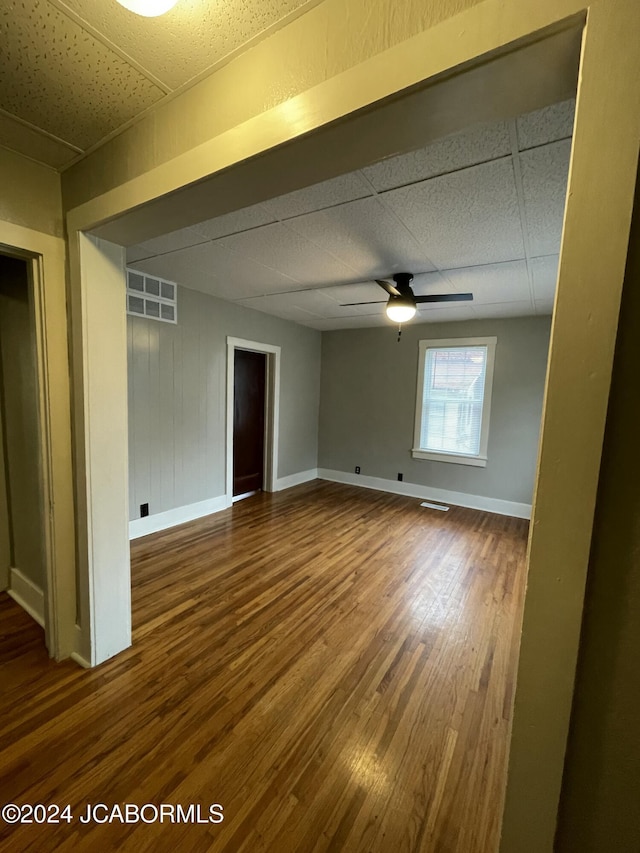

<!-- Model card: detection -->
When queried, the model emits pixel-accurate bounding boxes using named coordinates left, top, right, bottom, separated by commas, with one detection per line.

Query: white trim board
left=8, top=567, right=45, bottom=628
left=129, top=495, right=230, bottom=540
left=129, top=471, right=319, bottom=540
left=317, top=469, right=531, bottom=519
left=274, top=469, right=318, bottom=491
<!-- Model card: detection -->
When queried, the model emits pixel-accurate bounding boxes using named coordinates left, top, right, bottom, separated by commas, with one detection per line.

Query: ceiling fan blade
left=375, top=279, right=401, bottom=297
left=340, top=300, right=387, bottom=306
left=414, top=293, right=473, bottom=303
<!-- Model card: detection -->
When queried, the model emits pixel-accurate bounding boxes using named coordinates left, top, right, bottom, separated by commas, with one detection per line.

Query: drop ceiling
left=0, top=0, right=321, bottom=169
left=127, top=98, right=574, bottom=330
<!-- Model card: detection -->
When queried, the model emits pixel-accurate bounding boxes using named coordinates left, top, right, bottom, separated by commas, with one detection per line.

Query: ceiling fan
left=341, top=272, right=473, bottom=324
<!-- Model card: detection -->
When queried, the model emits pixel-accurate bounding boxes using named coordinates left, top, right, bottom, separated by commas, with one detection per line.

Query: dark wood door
left=233, top=349, right=266, bottom=497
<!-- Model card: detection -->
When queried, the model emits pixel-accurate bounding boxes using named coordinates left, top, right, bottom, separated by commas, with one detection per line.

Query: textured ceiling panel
left=59, top=0, right=317, bottom=90
left=382, top=158, right=525, bottom=269
left=530, top=254, right=559, bottom=301
left=130, top=240, right=298, bottom=300
left=535, top=299, right=555, bottom=315
left=517, top=99, right=575, bottom=150
left=312, top=314, right=392, bottom=331
left=221, top=222, right=361, bottom=285
left=0, top=110, right=79, bottom=169
left=0, top=0, right=165, bottom=149
left=130, top=226, right=205, bottom=259
left=362, top=121, right=511, bottom=192
left=443, top=261, right=531, bottom=304
left=414, top=304, right=478, bottom=323
left=238, top=290, right=388, bottom=321
left=262, top=172, right=374, bottom=220
left=315, top=282, right=385, bottom=305
left=520, top=139, right=571, bottom=257
left=191, top=203, right=277, bottom=241
left=286, top=196, right=436, bottom=279
left=474, top=300, right=535, bottom=318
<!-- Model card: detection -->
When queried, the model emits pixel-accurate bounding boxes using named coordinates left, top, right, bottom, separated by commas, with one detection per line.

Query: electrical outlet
left=355, top=466, right=361, bottom=474
left=397, top=473, right=403, bottom=481
left=140, top=503, right=149, bottom=518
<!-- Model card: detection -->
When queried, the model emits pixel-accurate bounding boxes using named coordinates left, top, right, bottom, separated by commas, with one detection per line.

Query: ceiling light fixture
left=386, top=294, right=417, bottom=323
left=116, top=0, right=178, bottom=16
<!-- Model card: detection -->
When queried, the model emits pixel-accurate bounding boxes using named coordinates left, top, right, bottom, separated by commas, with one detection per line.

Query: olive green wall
left=555, top=171, right=640, bottom=851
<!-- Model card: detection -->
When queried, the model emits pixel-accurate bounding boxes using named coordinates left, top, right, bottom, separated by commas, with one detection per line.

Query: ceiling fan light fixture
left=116, top=0, right=178, bottom=16
left=386, top=296, right=417, bottom=323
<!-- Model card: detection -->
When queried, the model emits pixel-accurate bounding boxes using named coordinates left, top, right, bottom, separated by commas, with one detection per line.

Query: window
left=413, top=337, right=497, bottom=467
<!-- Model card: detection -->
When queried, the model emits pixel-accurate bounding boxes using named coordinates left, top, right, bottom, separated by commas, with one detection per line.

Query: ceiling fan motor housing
left=393, top=272, right=414, bottom=294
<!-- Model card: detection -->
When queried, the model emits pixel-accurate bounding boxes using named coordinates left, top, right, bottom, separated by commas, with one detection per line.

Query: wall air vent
left=126, top=269, right=177, bottom=324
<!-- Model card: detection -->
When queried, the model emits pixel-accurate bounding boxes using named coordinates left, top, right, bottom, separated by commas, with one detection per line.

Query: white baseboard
left=129, top=495, right=231, bottom=540
left=8, top=567, right=45, bottom=627
left=274, top=468, right=318, bottom=491
left=317, top=469, right=531, bottom=519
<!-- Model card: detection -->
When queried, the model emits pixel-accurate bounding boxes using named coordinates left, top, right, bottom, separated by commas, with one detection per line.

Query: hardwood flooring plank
left=0, top=481, right=528, bottom=852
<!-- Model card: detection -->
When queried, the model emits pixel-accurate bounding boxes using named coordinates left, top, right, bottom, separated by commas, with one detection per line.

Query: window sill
left=411, top=449, right=487, bottom=467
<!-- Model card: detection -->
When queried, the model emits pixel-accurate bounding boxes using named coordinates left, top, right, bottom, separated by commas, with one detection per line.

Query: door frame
left=0, top=227, right=76, bottom=660
left=226, top=337, right=280, bottom=504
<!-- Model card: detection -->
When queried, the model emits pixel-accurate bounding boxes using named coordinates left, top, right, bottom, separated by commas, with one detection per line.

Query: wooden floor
left=0, top=481, right=528, bottom=853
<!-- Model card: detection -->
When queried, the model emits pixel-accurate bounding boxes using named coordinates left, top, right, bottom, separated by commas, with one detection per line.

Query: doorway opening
left=226, top=337, right=280, bottom=504
left=233, top=349, right=266, bottom=500
left=0, top=252, right=47, bottom=646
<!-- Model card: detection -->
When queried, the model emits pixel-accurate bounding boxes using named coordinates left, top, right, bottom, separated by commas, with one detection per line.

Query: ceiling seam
left=508, top=120, right=538, bottom=313
left=0, top=106, right=83, bottom=154
left=47, top=0, right=173, bottom=93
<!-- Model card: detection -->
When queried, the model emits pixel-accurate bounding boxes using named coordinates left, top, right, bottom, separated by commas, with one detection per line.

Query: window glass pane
left=145, top=299, right=160, bottom=318
left=420, top=346, right=487, bottom=455
left=160, top=304, right=175, bottom=321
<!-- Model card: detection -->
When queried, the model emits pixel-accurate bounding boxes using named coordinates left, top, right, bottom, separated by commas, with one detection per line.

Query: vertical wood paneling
left=131, top=317, right=150, bottom=518
left=126, top=286, right=321, bottom=521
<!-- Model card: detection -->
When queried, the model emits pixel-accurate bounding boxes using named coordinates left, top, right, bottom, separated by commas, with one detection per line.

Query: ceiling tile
left=129, top=240, right=298, bottom=300
left=0, top=110, right=80, bottom=169
left=190, top=203, right=277, bottom=241
left=530, top=255, right=559, bottom=301
left=517, top=99, right=575, bottom=150
left=220, top=222, right=362, bottom=285
left=361, top=120, right=511, bottom=191
left=535, top=299, right=555, bottom=315
left=410, top=271, right=457, bottom=296
left=315, top=281, right=386, bottom=305
left=442, top=261, right=531, bottom=304
left=238, top=290, right=387, bottom=321
left=473, top=300, right=535, bottom=319
left=286, top=196, right=436, bottom=279
left=129, top=226, right=205, bottom=258
left=415, top=304, right=478, bottom=323
left=520, top=139, right=571, bottom=257
left=263, top=172, right=374, bottom=220
left=0, top=0, right=165, bottom=150
left=312, top=314, right=392, bottom=331
left=59, top=0, right=316, bottom=90
left=382, top=158, right=525, bottom=269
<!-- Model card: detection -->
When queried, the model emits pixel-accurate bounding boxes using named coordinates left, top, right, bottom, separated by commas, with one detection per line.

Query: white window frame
left=412, top=336, right=497, bottom=467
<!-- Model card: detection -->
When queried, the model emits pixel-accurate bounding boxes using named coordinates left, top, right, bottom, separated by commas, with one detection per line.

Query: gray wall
left=127, top=285, right=321, bottom=520
left=318, top=315, right=551, bottom=505
left=0, top=254, right=45, bottom=589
